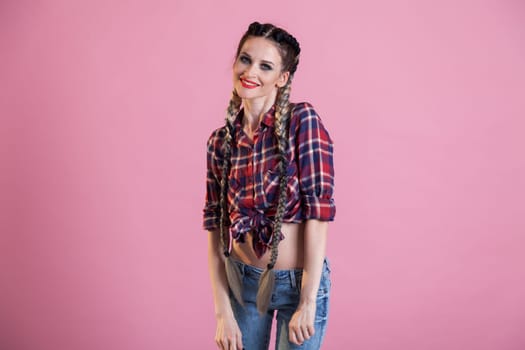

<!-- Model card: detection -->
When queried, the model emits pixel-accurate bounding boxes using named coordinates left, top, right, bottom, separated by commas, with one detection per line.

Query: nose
left=245, top=63, right=257, bottom=77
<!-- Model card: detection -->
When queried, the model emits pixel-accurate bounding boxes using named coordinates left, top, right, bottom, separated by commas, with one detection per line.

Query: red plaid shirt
left=203, top=102, right=336, bottom=258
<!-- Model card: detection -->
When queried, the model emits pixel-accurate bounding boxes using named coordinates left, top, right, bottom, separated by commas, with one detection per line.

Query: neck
left=242, top=90, right=278, bottom=134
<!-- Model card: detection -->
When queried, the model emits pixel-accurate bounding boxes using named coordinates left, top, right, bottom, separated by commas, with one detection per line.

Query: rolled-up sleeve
left=295, top=103, right=336, bottom=221
left=203, top=129, right=223, bottom=230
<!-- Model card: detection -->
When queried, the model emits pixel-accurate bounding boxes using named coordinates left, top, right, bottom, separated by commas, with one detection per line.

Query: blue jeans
left=230, top=259, right=331, bottom=350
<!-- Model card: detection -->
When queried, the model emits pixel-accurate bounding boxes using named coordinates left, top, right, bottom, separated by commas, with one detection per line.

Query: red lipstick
left=240, top=78, right=259, bottom=89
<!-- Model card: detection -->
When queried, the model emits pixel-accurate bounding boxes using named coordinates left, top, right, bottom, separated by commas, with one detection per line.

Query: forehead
left=239, top=37, right=283, bottom=65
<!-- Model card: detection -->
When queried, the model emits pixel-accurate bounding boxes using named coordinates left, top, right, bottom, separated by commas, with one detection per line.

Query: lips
left=240, top=78, right=260, bottom=89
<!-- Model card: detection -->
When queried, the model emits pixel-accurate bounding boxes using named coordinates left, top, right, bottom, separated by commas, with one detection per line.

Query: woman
left=203, top=22, right=336, bottom=350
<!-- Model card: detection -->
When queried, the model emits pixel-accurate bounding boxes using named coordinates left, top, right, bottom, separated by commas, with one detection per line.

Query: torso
left=231, top=222, right=305, bottom=269
left=219, top=102, right=333, bottom=269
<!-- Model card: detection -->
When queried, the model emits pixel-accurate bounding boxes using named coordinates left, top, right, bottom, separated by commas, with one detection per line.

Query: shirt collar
left=233, top=105, right=276, bottom=130
left=260, top=105, right=276, bottom=127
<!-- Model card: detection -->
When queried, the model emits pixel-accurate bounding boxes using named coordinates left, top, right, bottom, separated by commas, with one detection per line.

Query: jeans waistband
left=231, top=258, right=330, bottom=289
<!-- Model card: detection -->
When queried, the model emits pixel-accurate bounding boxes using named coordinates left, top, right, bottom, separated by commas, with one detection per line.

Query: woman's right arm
left=205, top=130, right=243, bottom=349
left=208, top=229, right=243, bottom=350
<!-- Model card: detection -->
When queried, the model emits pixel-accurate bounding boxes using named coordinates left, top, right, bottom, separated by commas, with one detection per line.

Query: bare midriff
left=230, top=222, right=305, bottom=270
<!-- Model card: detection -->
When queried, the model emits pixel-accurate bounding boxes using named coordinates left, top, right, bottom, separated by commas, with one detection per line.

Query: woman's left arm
left=288, top=103, right=335, bottom=345
left=288, top=219, right=328, bottom=346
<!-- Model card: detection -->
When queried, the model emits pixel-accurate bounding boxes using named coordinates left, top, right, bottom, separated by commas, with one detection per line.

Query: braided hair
left=219, top=22, right=301, bottom=314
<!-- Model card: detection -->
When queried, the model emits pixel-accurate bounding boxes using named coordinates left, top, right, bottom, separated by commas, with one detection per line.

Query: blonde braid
left=269, top=78, right=293, bottom=266
left=219, top=90, right=244, bottom=306
left=256, top=78, right=293, bottom=314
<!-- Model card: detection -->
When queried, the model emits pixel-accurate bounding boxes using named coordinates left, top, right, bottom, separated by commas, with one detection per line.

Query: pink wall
left=1, top=0, right=524, bottom=349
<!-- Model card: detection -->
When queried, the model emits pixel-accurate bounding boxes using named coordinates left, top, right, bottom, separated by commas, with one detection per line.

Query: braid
left=219, top=90, right=244, bottom=306
left=219, top=90, right=241, bottom=255
left=256, top=78, right=293, bottom=314
left=268, top=77, right=293, bottom=268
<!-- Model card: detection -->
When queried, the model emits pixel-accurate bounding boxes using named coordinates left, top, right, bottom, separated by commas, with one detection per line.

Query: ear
left=276, top=71, right=290, bottom=88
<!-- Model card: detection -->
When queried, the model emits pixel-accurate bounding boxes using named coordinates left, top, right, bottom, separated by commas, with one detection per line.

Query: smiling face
left=232, top=37, right=290, bottom=103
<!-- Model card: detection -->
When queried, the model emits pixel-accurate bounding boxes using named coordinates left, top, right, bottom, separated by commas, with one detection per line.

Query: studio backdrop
left=1, top=0, right=524, bottom=349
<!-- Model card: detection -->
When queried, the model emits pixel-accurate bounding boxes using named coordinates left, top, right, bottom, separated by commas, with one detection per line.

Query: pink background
left=1, top=0, right=524, bottom=349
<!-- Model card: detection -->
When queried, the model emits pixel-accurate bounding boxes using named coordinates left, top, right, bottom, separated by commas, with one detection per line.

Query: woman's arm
left=287, top=104, right=335, bottom=345
left=208, top=230, right=233, bottom=318
left=300, top=219, right=328, bottom=304
left=288, top=219, right=328, bottom=345
left=208, top=230, right=243, bottom=350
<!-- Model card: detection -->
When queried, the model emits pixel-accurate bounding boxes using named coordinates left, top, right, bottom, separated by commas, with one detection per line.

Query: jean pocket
left=315, top=286, right=330, bottom=322
left=316, top=281, right=331, bottom=298
left=318, top=262, right=332, bottom=297
left=324, top=258, right=332, bottom=274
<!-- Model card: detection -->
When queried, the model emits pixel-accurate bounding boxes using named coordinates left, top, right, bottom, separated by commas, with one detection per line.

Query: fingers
left=214, top=337, right=223, bottom=349
left=215, top=333, right=243, bottom=350
left=215, top=318, right=243, bottom=350
left=236, top=332, right=244, bottom=350
left=215, top=337, right=237, bottom=350
left=289, top=324, right=315, bottom=345
left=307, top=323, right=315, bottom=338
left=289, top=330, right=301, bottom=345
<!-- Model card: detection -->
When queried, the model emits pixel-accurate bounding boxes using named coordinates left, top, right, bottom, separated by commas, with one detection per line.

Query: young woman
left=203, top=22, right=336, bottom=350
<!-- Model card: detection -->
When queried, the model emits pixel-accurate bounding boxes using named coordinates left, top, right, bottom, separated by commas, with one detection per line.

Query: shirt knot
left=230, top=211, right=279, bottom=258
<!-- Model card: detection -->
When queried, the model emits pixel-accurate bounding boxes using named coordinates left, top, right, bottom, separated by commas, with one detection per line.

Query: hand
left=288, top=301, right=316, bottom=345
left=215, top=314, right=243, bottom=350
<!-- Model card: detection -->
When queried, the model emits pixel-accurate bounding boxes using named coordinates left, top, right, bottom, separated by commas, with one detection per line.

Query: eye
left=260, top=63, right=272, bottom=71
left=239, top=55, right=250, bottom=64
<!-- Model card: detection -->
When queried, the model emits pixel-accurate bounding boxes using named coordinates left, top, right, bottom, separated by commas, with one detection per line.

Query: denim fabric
left=230, top=259, right=331, bottom=350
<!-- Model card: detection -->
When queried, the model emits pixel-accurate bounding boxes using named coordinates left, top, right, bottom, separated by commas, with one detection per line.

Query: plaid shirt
left=203, top=102, right=335, bottom=258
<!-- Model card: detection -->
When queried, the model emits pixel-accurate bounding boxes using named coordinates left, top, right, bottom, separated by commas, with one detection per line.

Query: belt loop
left=289, top=270, right=296, bottom=288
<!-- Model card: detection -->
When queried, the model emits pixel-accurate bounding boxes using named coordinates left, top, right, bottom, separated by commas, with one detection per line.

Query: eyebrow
left=240, top=52, right=275, bottom=66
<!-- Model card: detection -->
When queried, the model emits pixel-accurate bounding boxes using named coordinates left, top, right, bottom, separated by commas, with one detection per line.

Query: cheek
left=233, top=58, right=250, bottom=71
left=261, top=74, right=280, bottom=87
left=232, top=62, right=243, bottom=76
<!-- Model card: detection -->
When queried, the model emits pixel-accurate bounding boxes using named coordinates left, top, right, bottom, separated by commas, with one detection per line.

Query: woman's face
left=233, top=37, right=289, bottom=101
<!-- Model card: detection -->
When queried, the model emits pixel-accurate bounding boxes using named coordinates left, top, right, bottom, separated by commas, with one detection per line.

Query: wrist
left=215, top=309, right=235, bottom=320
left=298, top=296, right=316, bottom=308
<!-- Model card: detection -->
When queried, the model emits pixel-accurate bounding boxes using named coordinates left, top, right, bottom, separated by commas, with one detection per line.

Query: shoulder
left=206, top=126, right=227, bottom=158
left=289, top=102, right=334, bottom=144
left=207, top=126, right=226, bottom=144
left=290, top=101, right=319, bottom=121
left=289, top=102, right=328, bottom=132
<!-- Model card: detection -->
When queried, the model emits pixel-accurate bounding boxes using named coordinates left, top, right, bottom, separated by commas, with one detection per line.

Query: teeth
left=242, top=79, right=258, bottom=86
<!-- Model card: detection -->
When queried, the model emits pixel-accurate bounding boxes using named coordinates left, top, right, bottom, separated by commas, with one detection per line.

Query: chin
left=235, top=87, right=256, bottom=100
